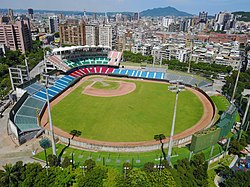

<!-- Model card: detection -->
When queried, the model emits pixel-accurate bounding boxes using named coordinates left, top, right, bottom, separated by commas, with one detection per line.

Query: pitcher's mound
left=83, top=81, right=136, bottom=97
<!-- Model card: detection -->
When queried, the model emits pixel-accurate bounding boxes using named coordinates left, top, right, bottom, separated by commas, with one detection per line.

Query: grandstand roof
left=52, top=45, right=111, bottom=54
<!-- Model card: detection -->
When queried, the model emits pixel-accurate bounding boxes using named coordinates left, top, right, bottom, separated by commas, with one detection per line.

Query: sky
left=1, top=0, right=250, bottom=15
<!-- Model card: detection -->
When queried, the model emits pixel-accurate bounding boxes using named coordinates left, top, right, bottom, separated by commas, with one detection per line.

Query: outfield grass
left=51, top=77, right=204, bottom=142
left=210, top=95, right=240, bottom=122
left=92, top=81, right=120, bottom=90
left=210, top=95, right=230, bottom=112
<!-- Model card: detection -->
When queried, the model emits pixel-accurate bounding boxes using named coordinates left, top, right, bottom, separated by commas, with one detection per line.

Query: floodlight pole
left=45, top=76, right=57, bottom=156
left=167, top=82, right=180, bottom=164
left=238, top=95, right=250, bottom=140
left=231, top=56, right=242, bottom=102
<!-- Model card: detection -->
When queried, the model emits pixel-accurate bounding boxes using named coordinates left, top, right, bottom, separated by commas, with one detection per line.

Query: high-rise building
left=8, top=9, right=14, bottom=22
left=199, top=11, right=208, bottom=23
left=133, top=12, right=139, bottom=21
left=28, top=8, right=34, bottom=19
left=98, top=25, right=112, bottom=48
left=162, top=17, right=174, bottom=28
left=85, top=25, right=99, bottom=46
left=0, top=19, right=32, bottom=54
left=93, top=13, right=97, bottom=20
left=59, top=20, right=86, bottom=46
left=49, top=16, right=59, bottom=33
left=214, top=12, right=235, bottom=31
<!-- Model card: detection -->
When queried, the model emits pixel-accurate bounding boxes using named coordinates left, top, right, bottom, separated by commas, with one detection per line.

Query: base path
left=40, top=75, right=215, bottom=149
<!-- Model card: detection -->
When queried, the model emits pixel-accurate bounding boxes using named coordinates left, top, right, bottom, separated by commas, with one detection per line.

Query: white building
left=99, top=25, right=112, bottom=48
left=85, top=25, right=98, bottom=46
left=162, top=17, right=175, bottom=28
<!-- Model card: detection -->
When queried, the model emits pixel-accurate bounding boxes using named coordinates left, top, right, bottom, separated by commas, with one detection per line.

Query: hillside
left=140, top=6, right=192, bottom=17
left=233, top=11, right=250, bottom=22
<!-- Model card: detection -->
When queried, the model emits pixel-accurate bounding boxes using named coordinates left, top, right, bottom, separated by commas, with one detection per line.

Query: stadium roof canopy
left=52, top=45, right=111, bottom=54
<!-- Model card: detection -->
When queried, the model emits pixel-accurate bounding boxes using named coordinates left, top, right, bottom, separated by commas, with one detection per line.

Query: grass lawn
left=35, top=143, right=224, bottom=171
left=210, top=95, right=240, bottom=122
left=207, top=155, right=234, bottom=187
left=51, top=77, right=203, bottom=142
left=92, top=81, right=120, bottom=90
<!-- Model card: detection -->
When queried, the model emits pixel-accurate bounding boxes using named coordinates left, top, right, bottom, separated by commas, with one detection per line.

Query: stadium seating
left=14, top=96, right=46, bottom=132
left=33, top=75, right=75, bottom=101
left=69, top=66, right=115, bottom=78
left=63, top=57, right=109, bottom=68
left=108, top=51, right=123, bottom=66
left=111, top=68, right=166, bottom=80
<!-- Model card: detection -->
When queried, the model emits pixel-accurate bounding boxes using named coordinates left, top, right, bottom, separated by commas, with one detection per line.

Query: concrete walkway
left=0, top=106, right=44, bottom=169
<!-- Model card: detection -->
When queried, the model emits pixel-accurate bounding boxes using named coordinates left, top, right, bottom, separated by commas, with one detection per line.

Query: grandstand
left=9, top=45, right=213, bottom=145
left=47, top=46, right=122, bottom=72
left=10, top=74, right=77, bottom=144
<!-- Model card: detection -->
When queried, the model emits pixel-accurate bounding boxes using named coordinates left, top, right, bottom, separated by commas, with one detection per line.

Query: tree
left=228, top=139, right=244, bottom=156
left=61, top=156, right=71, bottom=168
left=84, top=159, right=96, bottom=171
left=39, top=138, right=51, bottom=167
left=77, top=166, right=107, bottom=187
left=154, top=134, right=167, bottom=160
left=0, top=164, right=19, bottom=186
left=148, top=169, right=176, bottom=187
left=54, top=32, right=60, bottom=38
left=221, top=171, right=250, bottom=187
left=21, top=162, right=43, bottom=187
left=70, top=130, right=82, bottom=139
left=125, top=168, right=149, bottom=187
left=47, top=154, right=59, bottom=167
left=103, top=168, right=123, bottom=187
left=144, top=162, right=157, bottom=173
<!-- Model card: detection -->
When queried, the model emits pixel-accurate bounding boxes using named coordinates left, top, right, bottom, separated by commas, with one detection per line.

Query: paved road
left=0, top=107, right=44, bottom=169
left=30, top=60, right=44, bottom=78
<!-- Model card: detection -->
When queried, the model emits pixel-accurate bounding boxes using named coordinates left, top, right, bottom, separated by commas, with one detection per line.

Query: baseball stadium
left=8, top=46, right=237, bottom=157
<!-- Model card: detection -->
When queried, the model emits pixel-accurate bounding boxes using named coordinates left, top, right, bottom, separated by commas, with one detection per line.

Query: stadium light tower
left=43, top=74, right=57, bottom=156
left=238, top=89, right=250, bottom=140
left=231, top=51, right=244, bottom=102
left=167, top=80, right=183, bottom=164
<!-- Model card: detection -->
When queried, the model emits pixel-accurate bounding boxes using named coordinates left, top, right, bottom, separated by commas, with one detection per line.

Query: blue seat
left=120, top=69, right=127, bottom=75
left=133, top=70, right=139, bottom=77
left=127, top=70, right=134, bottom=76
left=49, top=86, right=62, bottom=93
left=148, top=72, right=155, bottom=78
left=141, top=71, right=147, bottom=78
left=56, top=80, right=68, bottom=87
left=155, top=72, right=162, bottom=79
left=113, top=69, right=120, bottom=74
left=34, top=92, right=47, bottom=101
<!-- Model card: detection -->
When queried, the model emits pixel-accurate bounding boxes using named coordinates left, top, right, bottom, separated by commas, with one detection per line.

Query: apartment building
left=0, top=19, right=32, bottom=53
left=59, top=20, right=86, bottom=46
left=99, top=25, right=112, bottom=48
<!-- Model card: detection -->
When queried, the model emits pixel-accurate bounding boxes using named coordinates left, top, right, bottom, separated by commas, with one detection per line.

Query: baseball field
left=51, top=76, right=204, bottom=142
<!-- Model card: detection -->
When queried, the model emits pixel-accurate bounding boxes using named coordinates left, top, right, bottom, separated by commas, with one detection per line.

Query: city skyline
left=1, top=0, right=250, bottom=15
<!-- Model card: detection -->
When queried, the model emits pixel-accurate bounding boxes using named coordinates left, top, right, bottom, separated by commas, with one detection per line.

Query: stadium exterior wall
left=45, top=129, right=193, bottom=152
left=8, top=119, right=19, bottom=141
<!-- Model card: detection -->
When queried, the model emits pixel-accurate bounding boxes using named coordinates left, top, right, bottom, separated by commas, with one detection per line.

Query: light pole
left=43, top=75, right=57, bottom=156
left=80, top=165, right=87, bottom=176
left=238, top=89, right=250, bottom=140
left=167, top=81, right=182, bottom=164
left=124, top=166, right=129, bottom=179
left=231, top=52, right=244, bottom=102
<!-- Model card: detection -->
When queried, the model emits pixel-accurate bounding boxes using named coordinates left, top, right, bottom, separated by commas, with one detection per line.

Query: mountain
left=233, top=11, right=250, bottom=22
left=140, top=6, right=192, bottom=17
left=0, top=7, right=192, bottom=17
